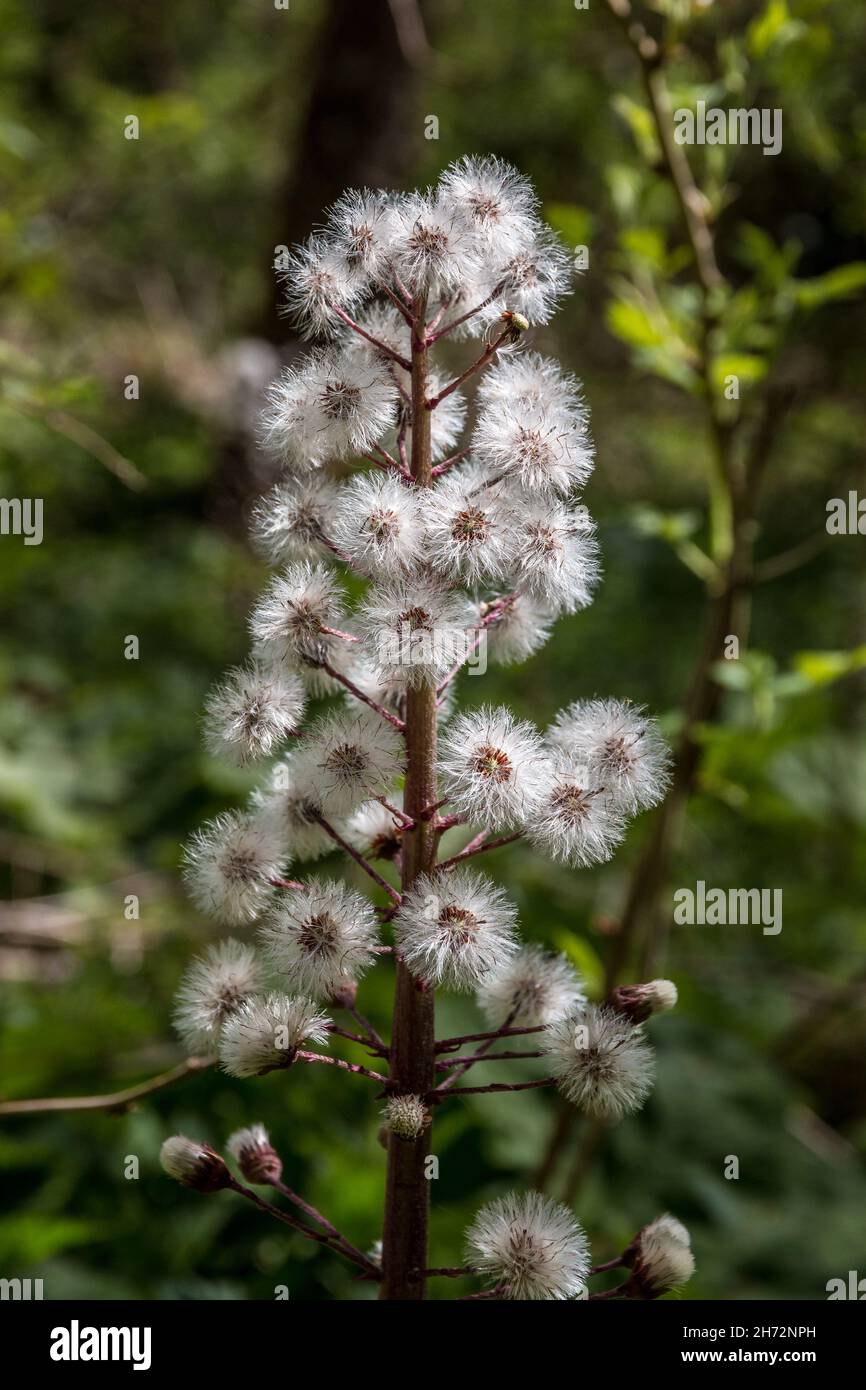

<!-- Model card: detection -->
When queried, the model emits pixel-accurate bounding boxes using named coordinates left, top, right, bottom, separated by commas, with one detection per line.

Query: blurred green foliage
left=1, top=0, right=865, bottom=1300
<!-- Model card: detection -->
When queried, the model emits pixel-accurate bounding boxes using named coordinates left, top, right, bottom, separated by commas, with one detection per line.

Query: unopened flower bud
left=160, top=1136, right=232, bottom=1193
left=226, top=1124, right=283, bottom=1184
left=499, top=309, right=529, bottom=342
left=608, top=979, right=678, bottom=1024
left=327, top=977, right=358, bottom=1010
left=383, top=1094, right=429, bottom=1141
left=622, top=1213, right=694, bottom=1298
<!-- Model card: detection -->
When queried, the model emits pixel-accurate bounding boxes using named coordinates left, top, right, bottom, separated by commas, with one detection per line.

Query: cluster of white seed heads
left=162, top=157, right=687, bottom=1300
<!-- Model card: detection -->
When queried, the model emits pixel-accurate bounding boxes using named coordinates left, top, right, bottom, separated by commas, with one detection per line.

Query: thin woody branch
left=330, top=302, right=412, bottom=370
left=425, top=329, right=512, bottom=408
left=318, top=659, right=406, bottom=732
left=436, top=830, right=523, bottom=872
left=312, top=812, right=402, bottom=904
left=0, top=1056, right=213, bottom=1118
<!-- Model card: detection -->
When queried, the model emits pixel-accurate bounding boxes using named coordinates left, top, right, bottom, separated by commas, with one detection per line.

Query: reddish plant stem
left=318, top=659, right=405, bottom=732
left=380, top=294, right=438, bottom=1302
left=330, top=302, right=411, bottom=370
left=296, top=1051, right=388, bottom=1084
left=425, top=329, right=511, bottom=408
left=435, top=1025, right=546, bottom=1053
left=230, top=1178, right=372, bottom=1273
left=426, top=281, right=506, bottom=343
left=429, top=1077, right=556, bottom=1101
left=313, top=813, right=402, bottom=904
left=436, top=831, right=523, bottom=872
left=326, top=1023, right=388, bottom=1056
left=435, top=1005, right=519, bottom=1090
left=347, top=1006, right=387, bottom=1052
left=436, top=1049, right=545, bottom=1071
left=271, top=1179, right=379, bottom=1276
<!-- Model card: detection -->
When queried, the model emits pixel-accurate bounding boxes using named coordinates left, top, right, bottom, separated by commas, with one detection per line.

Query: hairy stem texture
left=380, top=299, right=437, bottom=1300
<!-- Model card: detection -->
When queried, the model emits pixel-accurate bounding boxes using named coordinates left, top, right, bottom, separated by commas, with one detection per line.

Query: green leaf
left=792, top=263, right=866, bottom=310
left=792, top=646, right=866, bottom=687
left=545, top=202, right=594, bottom=252
left=551, top=930, right=604, bottom=997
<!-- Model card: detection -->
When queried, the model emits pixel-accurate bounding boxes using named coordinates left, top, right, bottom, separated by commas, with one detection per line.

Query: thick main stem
left=380, top=297, right=437, bottom=1301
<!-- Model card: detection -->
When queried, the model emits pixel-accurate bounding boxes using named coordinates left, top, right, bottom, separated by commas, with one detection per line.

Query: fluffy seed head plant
left=622, top=1214, right=696, bottom=1299
left=164, top=156, right=684, bottom=1302
left=465, top=1192, right=591, bottom=1300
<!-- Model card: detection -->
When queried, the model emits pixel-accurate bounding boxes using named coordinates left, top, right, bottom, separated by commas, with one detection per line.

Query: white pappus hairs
left=300, top=705, right=404, bottom=817
left=219, top=992, right=331, bottom=1078
left=182, top=809, right=285, bottom=925
left=259, top=877, right=380, bottom=999
left=331, top=471, right=424, bottom=578
left=476, top=944, right=585, bottom=1029
left=465, top=1191, right=590, bottom=1301
left=393, top=868, right=519, bottom=991
left=547, top=698, right=671, bottom=816
left=438, top=705, right=547, bottom=831
left=542, top=1004, right=655, bottom=1119
left=357, top=576, right=477, bottom=690
left=204, top=659, right=306, bottom=765
left=173, top=938, right=264, bottom=1055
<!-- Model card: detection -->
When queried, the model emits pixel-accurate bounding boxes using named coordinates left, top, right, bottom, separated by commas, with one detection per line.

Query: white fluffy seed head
left=387, top=190, right=479, bottom=298
left=526, top=756, right=627, bottom=868
left=251, top=749, right=332, bottom=862
left=383, top=1094, right=429, bottom=1141
left=249, top=561, right=345, bottom=668
left=204, top=660, right=306, bottom=765
left=219, top=992, right=331, bottom=1077
left=509, top=501, right=600, bottom=614
left=482, top=592, right=555, bottom=666
left=182, top=810, right=284, bottom=925
left=250, top=476, right=340, bottom=566
left=160, top=1136, right=231, bottom=1192
left=438, top=706, right=546, bottom=831
left=542, top=1004, right=655, bottom=1119
left=437, top=155, right=539, bottom=264
left=421, top=463, right=515, bottom=588
left=547, top=699, right=671, bottom=816
left=259, top=878, right=380, bottom=1000
left=475, top=226, right=572, bottom=329
left=331, top=472, right=424, bottom=578
left=344, top=796, right=406, bottom=861
left=261, top=348, right=396, bottom=468
left=477, top=351, right=579, bottom=416
left=625, top=1214, right=695, bottom=1298
left=394, top=868, right=519, bottom=991
left=300, top=706, right=404, bottom=817
left=225, top=1123, right=283, bottom=1184
left=280, top=232, right=369, bottom=339
left=477, top=945, right=585, bottom=1029
left=473, top=398, right=594, bottom=498
left=465, top=1192, right=590, bottom=1301
left=357, top=578, right=477, bottom=690
left=326, top=187, right=395, bottom=279
left=173, top=938, right=264, bottom=1055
